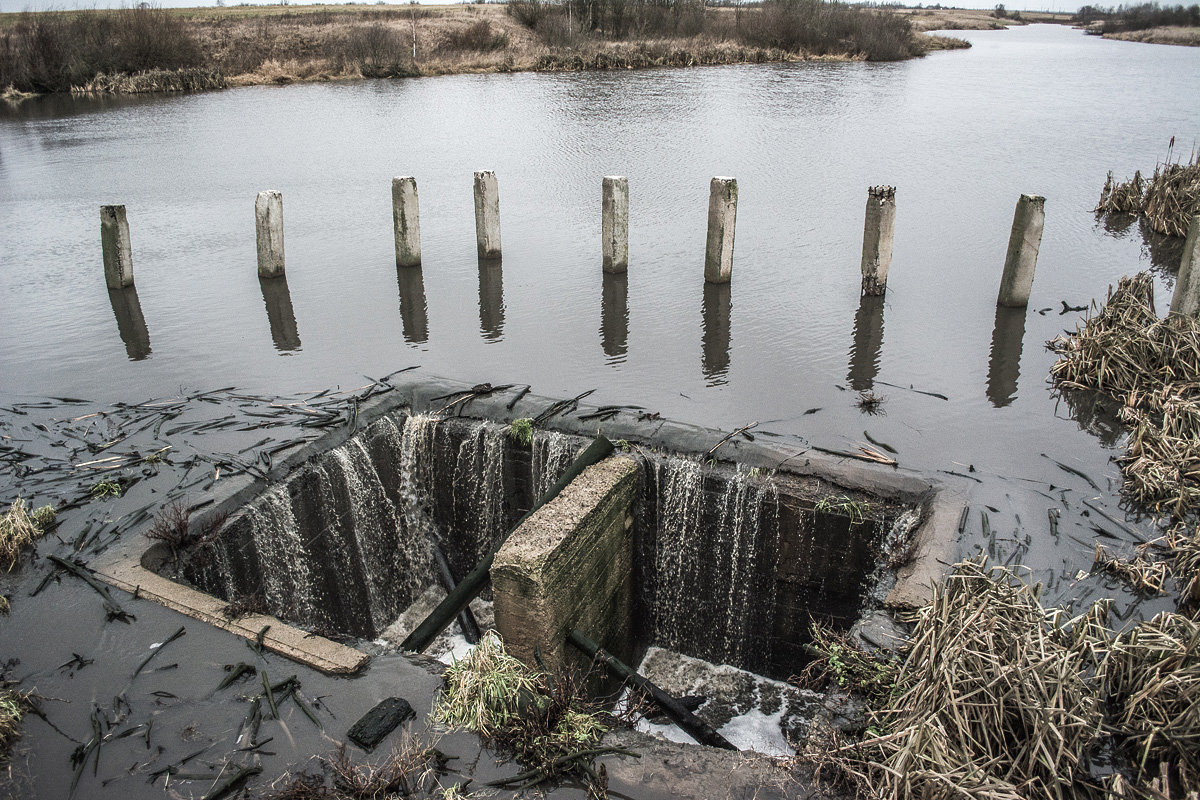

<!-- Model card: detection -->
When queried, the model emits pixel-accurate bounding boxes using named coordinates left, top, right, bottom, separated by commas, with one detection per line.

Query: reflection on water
left=600, top=271, right=628, bottom=362
left=1095, top=212, right=1186, bottom=276
left=259, top=276, right=301, bottom=352
left=848, top=294, right=885, bottom=392
left=1054, top=387, right=1125, bottom=448
left=986, top=306, right=1026, bottom=408
left=108, top=286, right=150, bottom=361
left=396, top=266, right=429, bottom=346
left=701, top=282, right=731, bottom=385
left=478, top=260, right=504, bottom=342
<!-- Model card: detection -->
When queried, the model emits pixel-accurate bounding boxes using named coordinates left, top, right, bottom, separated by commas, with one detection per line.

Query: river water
left=3, top=25, right=1200, bottom=603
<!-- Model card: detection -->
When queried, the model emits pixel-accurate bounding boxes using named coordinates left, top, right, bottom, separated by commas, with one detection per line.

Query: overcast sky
left=0, top=0, right=1086, bottom=15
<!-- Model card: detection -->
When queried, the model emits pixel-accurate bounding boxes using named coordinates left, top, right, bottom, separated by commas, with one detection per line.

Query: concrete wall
left=491, top=456, right=639, bottom=675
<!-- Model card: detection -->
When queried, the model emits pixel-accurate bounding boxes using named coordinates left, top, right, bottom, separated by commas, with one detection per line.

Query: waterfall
left=646, top=457, right=780, bottom=673
left=244, top=484, right=319, bottom=624
left=531, top=429, right=581, bottom=498
left=451, top=420, right=508, bottom=564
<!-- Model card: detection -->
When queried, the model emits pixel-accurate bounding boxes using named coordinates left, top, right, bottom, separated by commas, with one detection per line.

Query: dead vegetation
left=0, top=678, right=32, bottom=762
left=1049, top=273, right=1200, bottom=516
left=1, top=497, right=55, bottom=571
left=797, top=557, right=1200, bottom=799
left=1096, top=143, right=1200, bottom=238
left=145, top=499, right=224, bottom=552
left=432, top=631, right=623, bottom=797
left=256, top=736, right=447, bottom=799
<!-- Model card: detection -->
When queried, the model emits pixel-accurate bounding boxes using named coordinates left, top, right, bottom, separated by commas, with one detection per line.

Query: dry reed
left=1049, top=273, right=1200, bottom=516
left=1, top=497, right=52, bottom=571
left=1096, top=170, right=1145, bottom=214
left=803, top=558, right=1105, bottom=800
left=1094, top=544, right=1170, bottom=595
left=1102, top=612, right=1200, bottom=792
left=1095, top=144, right=1200, bottom=238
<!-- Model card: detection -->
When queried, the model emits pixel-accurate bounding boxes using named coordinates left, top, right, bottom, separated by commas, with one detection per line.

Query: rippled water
left=2, top=25, right=1200, bottom=594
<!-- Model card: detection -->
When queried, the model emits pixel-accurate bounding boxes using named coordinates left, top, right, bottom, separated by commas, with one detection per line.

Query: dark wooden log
left=567, top=629, right=737, bottom=751
left=347, top=697, right=415, bottom=752
left=401, top=434, right=614, bottom=653
left=432, top=542, right=480, bottom=645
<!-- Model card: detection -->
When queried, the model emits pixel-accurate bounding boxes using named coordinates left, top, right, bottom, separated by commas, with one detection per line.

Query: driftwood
left=401, top=435, right=615, bottom=653
left=567, top=629, right=736, bottom=751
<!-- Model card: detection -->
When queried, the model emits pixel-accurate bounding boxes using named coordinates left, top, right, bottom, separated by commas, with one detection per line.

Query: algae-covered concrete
left=491, top=456, right=639, bottom=675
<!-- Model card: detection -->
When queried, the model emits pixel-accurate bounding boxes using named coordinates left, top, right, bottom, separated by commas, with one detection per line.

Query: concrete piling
left=996, top=194, right=1046, bottom=308
left=602, top=176, right=629, bottom=274
left=704, top=177, right=738, bottom=283
left=860, top=186, right=896, bottom=296
left=255, top=190, right=286, bottom=278
left=1169, top=214, right=1200, bottom=317
left=392, top=177, right=422, bottom=268
left=100, top=205, right=134, bottom=289
left=473, top=170, right=501, bottom=260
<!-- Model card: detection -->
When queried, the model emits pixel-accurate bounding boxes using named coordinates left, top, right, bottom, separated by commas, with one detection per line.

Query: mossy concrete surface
left=492, top=456, right=639, bottom=676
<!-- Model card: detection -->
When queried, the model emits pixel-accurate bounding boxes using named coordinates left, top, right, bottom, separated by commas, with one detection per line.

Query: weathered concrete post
left=704, top=177, right=737, bottom=283
left=473, top=170, right=501, bottom=260
left=1169, top=214, right=1200, bottom=317
left=860, top=186, right=896, bottom=296
left=996, top=194, right=1046, bottom=308
left=100, top=205, right=134, bottom=289
left=255, top=190, right=285, bottom=278
left=392, top=176, right=422, bottom=268
left=602, top=176, right=629, bottom=274
left=492, top=457, right=638, bottom=678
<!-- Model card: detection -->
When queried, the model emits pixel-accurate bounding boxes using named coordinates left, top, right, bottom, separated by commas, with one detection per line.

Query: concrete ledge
left=93, top=536, right=369, bottom=675
left=492, top=456, right=639, bottom=674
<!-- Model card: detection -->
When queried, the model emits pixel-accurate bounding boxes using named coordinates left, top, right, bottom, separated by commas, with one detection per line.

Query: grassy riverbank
left=0, top=2, right=969, bottom=96
left=1074, top=3, right=1200, bottom=46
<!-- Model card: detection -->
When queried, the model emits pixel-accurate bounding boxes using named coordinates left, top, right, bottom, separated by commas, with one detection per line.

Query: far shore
left=1, top=2, right=972, bottom=98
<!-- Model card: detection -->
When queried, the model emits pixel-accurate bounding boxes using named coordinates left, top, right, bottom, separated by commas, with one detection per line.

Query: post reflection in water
left=848, top=294, right=886, bottom=392
left=395, top=266, right=429, bottom=345
left=600, top=272, right=628, bottom=362
left=259, top=275, right=302, bottom=352
left=107, top=285, right=151, bottom=361
left=701, top=282, right=731, bottom=385
left=987, top=306, right=1027, bottom=408
left=478, top=260, right=505, bottom=342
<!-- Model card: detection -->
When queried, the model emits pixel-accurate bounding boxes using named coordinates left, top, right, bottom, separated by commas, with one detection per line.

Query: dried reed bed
left=1049, top=273, right=1200, bottom=516
left=800, top=558, right=1200, bottom=798
left=1103, top=612, right=1200, bottom=791
left=803, top=558, right=1104, bottom=800
left=1096, top=145, right=1200, bottom=238
left=1096, top=170, right=1146, bottom=214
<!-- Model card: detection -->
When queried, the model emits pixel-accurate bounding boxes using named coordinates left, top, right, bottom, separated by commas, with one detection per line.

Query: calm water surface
left=3, top=23, right=1200, bottom=600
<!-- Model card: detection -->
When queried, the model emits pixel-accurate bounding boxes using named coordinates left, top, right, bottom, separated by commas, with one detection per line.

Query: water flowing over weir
left=175, top=406, right=902, bottom=681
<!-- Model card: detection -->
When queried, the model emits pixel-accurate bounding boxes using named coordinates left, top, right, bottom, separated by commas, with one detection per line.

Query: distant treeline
left=1073, top=2, right=1200, bottom=31
left=507, top=0, right=919, bottom=59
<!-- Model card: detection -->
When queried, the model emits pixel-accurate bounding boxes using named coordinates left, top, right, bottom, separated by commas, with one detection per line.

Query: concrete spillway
left=153, top=377, right=933, bottom=683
